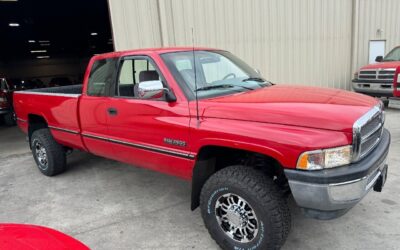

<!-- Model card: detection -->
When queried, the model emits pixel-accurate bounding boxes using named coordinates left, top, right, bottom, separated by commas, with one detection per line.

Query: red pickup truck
left=353, top=46, right=400, bottom=98
left=14, top=48, right=390, bottom=250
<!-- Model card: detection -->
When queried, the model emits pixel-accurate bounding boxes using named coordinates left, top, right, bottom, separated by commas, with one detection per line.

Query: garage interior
left=1, top=0, right=400, bottom=249
left=0, top=0, right=113, bottom=86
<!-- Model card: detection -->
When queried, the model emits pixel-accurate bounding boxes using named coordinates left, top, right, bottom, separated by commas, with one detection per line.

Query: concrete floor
left=0, top=109, right=399, bottom=250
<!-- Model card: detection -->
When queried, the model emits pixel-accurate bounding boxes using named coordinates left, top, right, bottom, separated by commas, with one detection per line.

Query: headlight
left=0, top=97, right=6, bottom=103
left=353, top=71, right=359, bottom=79
left=297, top=145, right=352, bottom=170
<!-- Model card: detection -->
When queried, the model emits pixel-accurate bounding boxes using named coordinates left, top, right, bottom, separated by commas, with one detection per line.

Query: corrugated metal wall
left=108, top=0, right=400, bottom=90
left=354, top=0, right=400, bottom=70
left=108, top=0, right=162, bottom=50
left=160, top=0, right=353, bottom=89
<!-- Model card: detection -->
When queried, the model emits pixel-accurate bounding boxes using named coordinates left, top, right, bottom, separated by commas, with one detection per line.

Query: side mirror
left=137, top=80, right=176, bottom=102
left=375, top=56, right=383, bottom=62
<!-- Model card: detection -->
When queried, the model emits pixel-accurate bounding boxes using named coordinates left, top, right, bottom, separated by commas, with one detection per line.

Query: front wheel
left=200, top=166, right=290, bottom=250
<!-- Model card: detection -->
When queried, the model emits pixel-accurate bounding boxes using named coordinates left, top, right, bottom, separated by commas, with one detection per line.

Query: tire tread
left=200, top=165, right=291, bottom=250
left=31, top=128, right=66, bottom=176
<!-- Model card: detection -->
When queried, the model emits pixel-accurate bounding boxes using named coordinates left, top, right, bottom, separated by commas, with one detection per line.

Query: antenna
left=192, top=28, right=200, bottom=122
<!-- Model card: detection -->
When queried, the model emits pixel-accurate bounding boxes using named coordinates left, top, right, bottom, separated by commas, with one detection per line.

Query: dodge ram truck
left=353, top=45, right=400, bottom=98
left=14, top=48, right=391, bottom=250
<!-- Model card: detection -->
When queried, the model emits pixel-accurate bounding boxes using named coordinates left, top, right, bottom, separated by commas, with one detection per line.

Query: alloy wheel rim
left=214, top=192, right=259, bottom=243
left=34, top=141, right=48, bottom=170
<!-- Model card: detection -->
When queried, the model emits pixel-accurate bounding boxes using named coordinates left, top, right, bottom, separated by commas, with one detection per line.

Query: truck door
left=79, top=57, right=119, bottom=159
left=106, top=56, right=193, bottom=179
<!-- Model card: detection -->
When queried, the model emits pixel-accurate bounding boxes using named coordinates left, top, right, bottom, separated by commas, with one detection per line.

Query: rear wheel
left=31, top=128, right=67, bottom=176
left=200, top=165, right=290, bottom=250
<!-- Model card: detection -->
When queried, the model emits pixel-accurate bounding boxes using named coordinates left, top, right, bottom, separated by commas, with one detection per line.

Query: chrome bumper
left=285, top=129, right=390, bottom=220
left=352, top=81, right=393, bottom=96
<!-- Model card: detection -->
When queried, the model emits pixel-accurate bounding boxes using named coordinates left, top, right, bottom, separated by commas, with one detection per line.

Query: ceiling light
left=90, top=32, right=98, bottom=36
left=38, top=40, right=50, bottom=43
left=0, top=0, right=18, bottom=2
left=36, top=56, right=50, bottom=59
left=9, top=23, right=19, bottom=27
left=30, top=50, right=47, bottom=53
left=40, top=43, right=50, bottom=46
left=28, top=40, right=35, bottom=43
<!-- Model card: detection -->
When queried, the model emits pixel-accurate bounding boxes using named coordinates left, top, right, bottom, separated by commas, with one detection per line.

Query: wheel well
left=28, top=114, right=48, bottom=144
left=191, top=146, right=287, bottom=210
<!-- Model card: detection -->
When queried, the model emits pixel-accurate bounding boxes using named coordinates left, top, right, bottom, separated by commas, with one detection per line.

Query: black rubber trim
left=82, top=133, right=195, bottom=160
left=352, top=79, right=393, bottom=84
left=284, top=129, right=391, bottom=185
left=48, top=126, right=79, bottom=134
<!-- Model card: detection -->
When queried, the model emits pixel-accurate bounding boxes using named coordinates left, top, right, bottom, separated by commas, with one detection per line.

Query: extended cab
left=353, top=46, right=400, bottom=97
left=14, top=48, right=391, bottom=250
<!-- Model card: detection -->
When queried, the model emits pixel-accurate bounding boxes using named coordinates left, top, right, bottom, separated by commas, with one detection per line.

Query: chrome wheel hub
left=215, top=193, right=259, bottom=243
left=34, top=141, right=48, bottom=169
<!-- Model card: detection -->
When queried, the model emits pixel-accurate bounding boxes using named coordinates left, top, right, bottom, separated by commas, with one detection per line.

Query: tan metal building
left=107, top=0, right=400, bottom=90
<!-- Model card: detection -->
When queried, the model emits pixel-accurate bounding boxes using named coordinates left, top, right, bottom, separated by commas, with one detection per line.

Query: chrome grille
left=358, top=68, right=395, bottom=81
left=352, top=105, right=384, bottom=161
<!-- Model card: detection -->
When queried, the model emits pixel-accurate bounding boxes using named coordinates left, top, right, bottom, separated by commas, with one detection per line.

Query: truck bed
left=13, top=84, right=85, bottom=150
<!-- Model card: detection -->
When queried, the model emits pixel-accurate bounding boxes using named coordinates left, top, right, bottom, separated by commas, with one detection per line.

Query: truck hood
left=360, top=61, right=400, bottom=70
left=200, top=85, right=378, bottom=133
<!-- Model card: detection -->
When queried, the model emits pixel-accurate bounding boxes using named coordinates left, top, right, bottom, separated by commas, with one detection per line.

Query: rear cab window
left=87, top=58, right=118, bottom=96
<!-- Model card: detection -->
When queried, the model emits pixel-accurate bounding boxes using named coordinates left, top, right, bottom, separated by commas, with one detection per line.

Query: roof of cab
left=94, top=47, right=220, bottom=59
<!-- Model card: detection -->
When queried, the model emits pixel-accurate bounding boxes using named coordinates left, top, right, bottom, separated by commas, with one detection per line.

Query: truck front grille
left=358, top=69, right=395, bottom=81
left=353, top=105, right=384, bottom=161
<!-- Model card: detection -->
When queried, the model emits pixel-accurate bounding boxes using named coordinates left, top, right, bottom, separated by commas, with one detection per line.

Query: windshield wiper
left=195, top=84, right=256, bottom=92
left=242, top=77, right=266, bottom=82
left=195, top=84, right=235, bottom=92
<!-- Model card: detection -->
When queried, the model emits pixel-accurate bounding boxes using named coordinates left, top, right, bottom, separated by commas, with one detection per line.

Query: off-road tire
left=31, top=128, right=67, bottom=176
left=3, top=111, right=16, bottom=126
left=200, top=165, right=291, bottom=250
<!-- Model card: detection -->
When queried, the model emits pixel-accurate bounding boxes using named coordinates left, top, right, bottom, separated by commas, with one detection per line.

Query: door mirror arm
left=165, top=89, right=177, bottom=102
left=375, top=56, right=384, bottom=62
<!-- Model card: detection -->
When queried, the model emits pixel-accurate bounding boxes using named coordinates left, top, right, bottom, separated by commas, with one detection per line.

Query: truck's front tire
left=31, top=128, right=67, bottom=176
left=200, top=166, right=290, bottom=250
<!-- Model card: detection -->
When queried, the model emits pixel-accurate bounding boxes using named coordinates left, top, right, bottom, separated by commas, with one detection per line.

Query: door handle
left=107, top=107, right=118, bottom=116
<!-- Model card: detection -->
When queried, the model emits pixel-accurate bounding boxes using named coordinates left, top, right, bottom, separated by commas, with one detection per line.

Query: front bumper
left=352, top=79, right=393, bottom=97
left=284, top=129, right=391, bottom=220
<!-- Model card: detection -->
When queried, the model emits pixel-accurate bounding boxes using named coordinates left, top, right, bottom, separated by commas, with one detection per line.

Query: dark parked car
left=10, top=78, right=37, bottom=90
left=0, top=78, right=16, bottom=125
left=49, top=77, right=72, bottom=87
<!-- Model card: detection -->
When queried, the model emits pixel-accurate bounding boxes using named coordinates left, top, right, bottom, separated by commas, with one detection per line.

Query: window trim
left=113, top=55, right=170, bottom=101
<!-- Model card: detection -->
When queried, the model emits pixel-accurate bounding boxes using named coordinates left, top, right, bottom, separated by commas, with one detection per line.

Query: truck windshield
left=383, top=47, right=400, bottom=61
left=161, top=50, right=271, bottom=99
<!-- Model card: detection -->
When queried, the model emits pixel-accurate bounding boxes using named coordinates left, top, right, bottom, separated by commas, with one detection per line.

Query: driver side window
left=117, top=57, right=161, bottom=98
